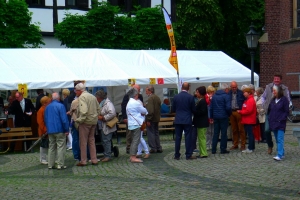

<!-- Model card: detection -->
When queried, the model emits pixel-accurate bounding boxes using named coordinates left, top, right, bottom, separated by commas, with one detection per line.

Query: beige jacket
left=76, top=91, right=100, bottom=125
left=256, top=96, right=265, bottom=123
left=101, top=98, right=117, bottom=135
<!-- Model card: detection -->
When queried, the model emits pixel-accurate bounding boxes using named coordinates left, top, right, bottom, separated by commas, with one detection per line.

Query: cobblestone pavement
left=0, top=125, right=300, bottom=200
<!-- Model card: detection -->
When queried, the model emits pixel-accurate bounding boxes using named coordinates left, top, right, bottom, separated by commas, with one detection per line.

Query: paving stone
left=0, top=128, right=299, bottom=199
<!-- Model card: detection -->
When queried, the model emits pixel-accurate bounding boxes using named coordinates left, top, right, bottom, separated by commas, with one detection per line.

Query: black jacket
left=193, top=98, right=209, bottom=128
left=121, top=94, right=143, bottom=120
left=9, top=99, right=35, bottom=127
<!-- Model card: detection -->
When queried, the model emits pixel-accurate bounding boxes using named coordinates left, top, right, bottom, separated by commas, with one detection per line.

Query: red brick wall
left=261, top=0, right=300, bottom=107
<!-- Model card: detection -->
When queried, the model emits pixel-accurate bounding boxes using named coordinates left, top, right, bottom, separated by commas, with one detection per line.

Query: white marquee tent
left=0, top=49, right=259, bottom=111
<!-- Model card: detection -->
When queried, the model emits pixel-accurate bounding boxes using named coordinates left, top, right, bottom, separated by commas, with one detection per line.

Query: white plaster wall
left=41, top=36, right=66, bottom=48
left=58, top=9, right=87, bottom=22
left=45, top=0, right=53, bottom=6
left=45, top=0, right=66, bottom=6
left=163, top=0, right=171, bottom=14
left=30, top=8, right=53, bottom=32
left=151, top=0, right=161, bottom=7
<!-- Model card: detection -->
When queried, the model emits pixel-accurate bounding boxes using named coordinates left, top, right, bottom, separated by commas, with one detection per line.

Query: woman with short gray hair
left=96, top=90, right=116, bottom=162
left=126, top=88, right=148, bottom=163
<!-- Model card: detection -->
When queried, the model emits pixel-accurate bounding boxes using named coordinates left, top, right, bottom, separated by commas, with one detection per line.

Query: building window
left=297, top=0, right=300, bottom=27
left=66, top=0, right=76, bottom=6
left=109, top=0, right=151, bottom=12
left=26, top=0, right=45, bottom=7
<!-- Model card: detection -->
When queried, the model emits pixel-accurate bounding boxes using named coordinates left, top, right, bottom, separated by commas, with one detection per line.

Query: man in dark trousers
left=210, top=83, right=232, bottom=154
left=121, top=84, right=143, bottom=154
left=172, top=82, right=196, bottom=160
left=145, top=85, right=162, bottom=153
left=7, top=92, right=35, bottom=152
left=35, top=89, right=45, bottom=111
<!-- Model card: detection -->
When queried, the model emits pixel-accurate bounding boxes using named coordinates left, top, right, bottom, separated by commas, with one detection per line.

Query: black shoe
left=220, top=150, right=230, bottom=154
left=157, top=149, right=163, bottom=153
left=126, top=150, right=130, bottom=154
left=196, top=156, right=208, bottom=158
left=261, top=140, right=267, bottom=143
left=174, top=157, right=180, bottom=160
left=149, top=149, right=157, bottom=153
left=211, top=151, right=216, bottom=154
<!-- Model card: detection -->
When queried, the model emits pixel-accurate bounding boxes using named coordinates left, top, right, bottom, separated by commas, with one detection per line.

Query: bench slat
left=0, top=138, right=39, bottom=142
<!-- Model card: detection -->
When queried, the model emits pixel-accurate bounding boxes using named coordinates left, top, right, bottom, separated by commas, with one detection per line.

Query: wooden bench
left=116, top=117, right=175, bottom=142
left=0, top=127, right=39, bottom=152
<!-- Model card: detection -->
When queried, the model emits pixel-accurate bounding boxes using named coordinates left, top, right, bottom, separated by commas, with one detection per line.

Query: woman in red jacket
left=238, top=87, right=257, bottom=153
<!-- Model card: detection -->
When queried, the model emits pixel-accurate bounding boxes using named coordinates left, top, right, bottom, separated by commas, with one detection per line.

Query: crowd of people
left=0, top=73, right=292, bottom=169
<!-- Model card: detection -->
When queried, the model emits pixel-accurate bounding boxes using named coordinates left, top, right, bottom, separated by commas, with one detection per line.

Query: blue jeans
left=244, top=124, right=255, bottom=150
left=212, top=118, right=228, bottom=153
left=72, top=125, right=90, bottom=160
left=174, top=124, right=193, bottom=159
left=101, top=130, right=113, bottom=158
left=273, top=130, right=285, bottom=158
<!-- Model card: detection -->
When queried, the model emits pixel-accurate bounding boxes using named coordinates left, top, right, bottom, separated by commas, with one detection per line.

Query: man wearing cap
left=75, top=83, right=100, bottom=166
left=228, top=81, right=246, bottom=151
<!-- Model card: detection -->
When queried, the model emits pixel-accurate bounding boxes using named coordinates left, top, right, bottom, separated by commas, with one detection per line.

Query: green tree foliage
left=0, top=0, right=44, bottom=48
left=55, top=3, right=169, bottom=49
left=175, top=0, right=265, bottom=66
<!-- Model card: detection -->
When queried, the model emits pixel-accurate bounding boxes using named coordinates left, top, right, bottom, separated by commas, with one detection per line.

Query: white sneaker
left=57, top=165, right=67, bottom=170
left=273, top=156, right=282, bottom=161
left=67, top=147, right=72, bottom=150
left=242, top=149, right=253, bottom=153
left=41, top=161, right=48, bottom=165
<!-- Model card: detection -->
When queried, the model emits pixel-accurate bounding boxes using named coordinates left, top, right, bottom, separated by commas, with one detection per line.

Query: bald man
left=121, top=84, right=144, bottom=154
left=228, top=81, right=246, bottom=151
left=172, top=82, right=196, bottom=160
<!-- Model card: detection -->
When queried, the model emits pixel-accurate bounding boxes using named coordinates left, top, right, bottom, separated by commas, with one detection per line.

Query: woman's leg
left=276, top=130, right=285, bottom=158
left=198, top=128, right=208, bottom=157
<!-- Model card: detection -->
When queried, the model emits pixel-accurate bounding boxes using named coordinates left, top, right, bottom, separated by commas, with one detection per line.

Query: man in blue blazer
left=172, top=82, right=196, bottom=160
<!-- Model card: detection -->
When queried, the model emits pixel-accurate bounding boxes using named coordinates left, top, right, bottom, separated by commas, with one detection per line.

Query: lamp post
left=245, top=23, right=260, bottom=84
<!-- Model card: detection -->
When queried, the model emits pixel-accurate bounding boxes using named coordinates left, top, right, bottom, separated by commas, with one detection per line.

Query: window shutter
left=25, top=0, right=32, bottom=5
left=77, top=0, right=88, bottom=8
left=108, top=0, right=119, bottom=6
left=139, top=0, right=150, bottom=8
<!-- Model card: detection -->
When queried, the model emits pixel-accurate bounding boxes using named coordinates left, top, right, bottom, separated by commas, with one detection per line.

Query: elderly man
left=172, top=82, right=196, bottom=160
left=228, top=81, right=246, bottom=151
left=7, top=92, right=35, bottom=152
left=75, top=83, right=100, bottom=166
left=44, top=93, right=69, bottom=169
left=145, top=85, right=162, bottom=153
left=211, top=83, right=232, bottom=154
left=261, top=74, right=291, bottom=154
left=121, top=84, right=143, bottom=154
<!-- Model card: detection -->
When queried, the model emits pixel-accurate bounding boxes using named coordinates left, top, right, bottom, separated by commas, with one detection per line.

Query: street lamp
left=245, top=23, right=260, bottom=84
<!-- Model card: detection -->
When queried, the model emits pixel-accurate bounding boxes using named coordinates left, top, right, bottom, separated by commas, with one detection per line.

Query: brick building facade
left=260, top=0, right=300, bottom=107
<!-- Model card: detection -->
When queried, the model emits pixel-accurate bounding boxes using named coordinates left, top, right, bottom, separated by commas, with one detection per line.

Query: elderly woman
left=96, top=90, right=117, bottom=162
left=268, top=85, right=289, bottom=161
left=37, top=96, right=51, bottom=164
left=62, top=88, right=72, bottom=150
left=238, top=86, right=257, bottom=153
left=126, top=88, right=148, bottom=163
left=256, top=87, right=266, bottom=143
left=205, top=85, right=215, bottom=150
left=193, top=86, right=209, bottom=158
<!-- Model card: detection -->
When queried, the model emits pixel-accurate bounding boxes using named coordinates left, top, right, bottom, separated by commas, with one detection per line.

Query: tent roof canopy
left=0, top=49, right=258, bottom=90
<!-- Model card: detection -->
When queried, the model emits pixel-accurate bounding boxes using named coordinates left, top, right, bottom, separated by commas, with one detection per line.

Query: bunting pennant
left=162, top=7, right=179, bottom=74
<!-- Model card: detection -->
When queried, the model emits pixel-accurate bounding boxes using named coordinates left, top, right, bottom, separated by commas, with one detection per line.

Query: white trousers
left=40, top=147, right=48, bottom=162
left=67, top=133, right=73, bottom=148
left=137, top=131, right=149, bottom=155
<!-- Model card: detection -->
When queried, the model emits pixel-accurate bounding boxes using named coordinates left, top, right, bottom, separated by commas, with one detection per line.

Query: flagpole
left=162, top=7, right=180, bottom=94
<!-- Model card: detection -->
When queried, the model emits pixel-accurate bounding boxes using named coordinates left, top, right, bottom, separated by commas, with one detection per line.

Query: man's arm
left=75, top=96, right=87, bottom=124
left=284, top=86, right=292, bottom=107
left=121, top=95, right=129, bottom=120
left=146, top=97, right=154, bottom=121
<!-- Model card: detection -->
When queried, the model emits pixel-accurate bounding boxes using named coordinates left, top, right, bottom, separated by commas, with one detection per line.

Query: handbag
left=40, top=138, right=49, bottom=148
left=106, top=116, right=118, bottom=128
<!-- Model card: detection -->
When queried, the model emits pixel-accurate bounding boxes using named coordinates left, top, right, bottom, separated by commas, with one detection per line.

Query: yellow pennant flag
left=162, top=7, right=179, bottom=74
